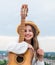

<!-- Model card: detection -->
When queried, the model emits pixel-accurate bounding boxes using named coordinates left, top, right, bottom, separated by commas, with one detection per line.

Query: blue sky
left=0, top=0, right=55, bottom=36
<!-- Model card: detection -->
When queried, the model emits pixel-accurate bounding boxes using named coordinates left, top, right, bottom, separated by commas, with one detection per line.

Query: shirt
left=7, top=41, right=44, bottom=65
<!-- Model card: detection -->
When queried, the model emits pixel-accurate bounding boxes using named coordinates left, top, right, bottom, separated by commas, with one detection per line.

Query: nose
left=26, top=31, right=29, bottom=34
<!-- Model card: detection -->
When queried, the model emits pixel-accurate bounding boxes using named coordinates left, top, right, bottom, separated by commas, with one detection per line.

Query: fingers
left=28, top=44, right=34, bottom=51
left=37, top=49, right=44, bottom=56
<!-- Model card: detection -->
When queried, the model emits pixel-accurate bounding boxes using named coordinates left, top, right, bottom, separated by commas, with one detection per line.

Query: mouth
left=25, top=35, right=31, bottom=38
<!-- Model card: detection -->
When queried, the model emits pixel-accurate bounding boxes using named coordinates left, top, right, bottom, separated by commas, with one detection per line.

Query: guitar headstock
left=21, top=4, right=28, bottom=19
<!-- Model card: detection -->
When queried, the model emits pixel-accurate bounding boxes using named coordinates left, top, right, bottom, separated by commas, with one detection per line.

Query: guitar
left=7, top=4, right=34, bottom=65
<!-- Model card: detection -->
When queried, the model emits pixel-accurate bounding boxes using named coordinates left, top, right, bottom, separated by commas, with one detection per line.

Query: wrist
left=38, top=55, right=44, bottom=61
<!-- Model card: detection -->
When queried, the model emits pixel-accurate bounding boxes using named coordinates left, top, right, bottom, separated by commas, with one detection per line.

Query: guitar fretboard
left=19, top=19, right=25, bottom=42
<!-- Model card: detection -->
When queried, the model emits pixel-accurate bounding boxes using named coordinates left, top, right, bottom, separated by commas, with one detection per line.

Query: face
left=24, top=25, right=34, bottom=41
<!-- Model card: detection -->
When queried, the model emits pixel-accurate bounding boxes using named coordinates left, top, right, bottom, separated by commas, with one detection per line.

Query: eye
left=25, top=30, right=27, bottom=32
left=29, top=29, right=32, bottom=32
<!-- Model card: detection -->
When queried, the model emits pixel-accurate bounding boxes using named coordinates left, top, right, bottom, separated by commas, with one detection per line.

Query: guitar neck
left=19, top=4, right=28, bottom=43
left=19, top=19, right=25, bottom=42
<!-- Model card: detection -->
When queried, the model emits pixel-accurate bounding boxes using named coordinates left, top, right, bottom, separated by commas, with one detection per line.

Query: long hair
left=30, top=25, right=39, bottom=61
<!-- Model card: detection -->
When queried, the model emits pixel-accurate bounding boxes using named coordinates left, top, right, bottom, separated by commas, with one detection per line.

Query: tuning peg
left=22, top=4, right=28, bottom=8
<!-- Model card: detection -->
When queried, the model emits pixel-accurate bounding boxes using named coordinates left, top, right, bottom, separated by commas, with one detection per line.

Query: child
left=17, top=21, right=44, bottom=65
left=7, top=4, right=44, bottom=65
left=7, top=21, right=44, bottom=65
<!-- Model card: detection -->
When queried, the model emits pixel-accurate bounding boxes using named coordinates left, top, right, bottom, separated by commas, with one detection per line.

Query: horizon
left=0, top=36, right=55, bottom=52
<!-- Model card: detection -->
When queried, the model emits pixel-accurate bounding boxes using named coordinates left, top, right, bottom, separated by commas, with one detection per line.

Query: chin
left=25, top=38, right=32, bottom=41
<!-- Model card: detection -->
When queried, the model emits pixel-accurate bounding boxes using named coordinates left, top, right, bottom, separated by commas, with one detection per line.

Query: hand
left=36, top=49, right=44, bottom=61
left=28, top=44, right=34, bottom=51
left=37, top=49, right=44, bottom=56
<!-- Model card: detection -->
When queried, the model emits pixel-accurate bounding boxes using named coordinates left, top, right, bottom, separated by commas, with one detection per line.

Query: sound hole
left=16, top=56, right=24, bottom=63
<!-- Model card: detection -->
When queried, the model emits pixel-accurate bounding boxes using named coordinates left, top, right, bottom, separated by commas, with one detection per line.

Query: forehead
left=25, top=24, right=32, bottom=27
left=25, top=25, right=32, bottom=29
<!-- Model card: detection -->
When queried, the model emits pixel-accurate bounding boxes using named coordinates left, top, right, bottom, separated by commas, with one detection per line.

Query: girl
left=17, top=21, right=44, bottom=65
left=7, top=4, right=44, bottom=65
left=7, top=21, right=44, bottom=65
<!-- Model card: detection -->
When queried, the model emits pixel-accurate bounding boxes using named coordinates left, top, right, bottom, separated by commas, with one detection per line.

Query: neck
left=25, top=40, right=31, bottom=44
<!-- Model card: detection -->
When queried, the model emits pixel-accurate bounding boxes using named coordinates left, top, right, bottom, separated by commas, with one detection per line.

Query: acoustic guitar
left=7, top=4, right=34, bottom=65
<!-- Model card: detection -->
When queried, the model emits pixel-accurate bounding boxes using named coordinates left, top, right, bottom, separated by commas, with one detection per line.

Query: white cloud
left=38, top=36, right=55, bottom=52
left=0, top=36, right=55, bottom=52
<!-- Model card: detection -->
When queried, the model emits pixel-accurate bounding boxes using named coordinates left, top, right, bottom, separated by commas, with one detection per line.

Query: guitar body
left=7, top=4, right=34, bottom=65
left=8, top=49, right=34, bottom=65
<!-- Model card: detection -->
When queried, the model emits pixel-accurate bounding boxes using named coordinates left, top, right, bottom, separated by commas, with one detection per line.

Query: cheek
left=31, top=32, right=34, bottom=37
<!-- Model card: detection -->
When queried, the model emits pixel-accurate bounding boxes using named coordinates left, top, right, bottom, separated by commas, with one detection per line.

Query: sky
left=0, top=0, right=55, bottom=36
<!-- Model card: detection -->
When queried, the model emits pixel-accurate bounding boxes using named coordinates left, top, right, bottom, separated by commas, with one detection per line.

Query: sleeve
left=32, top=57, right=45, bottom=65
left=7, top=41, right=28, bottom=54
left=36, top=60, right=45, bottom=65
